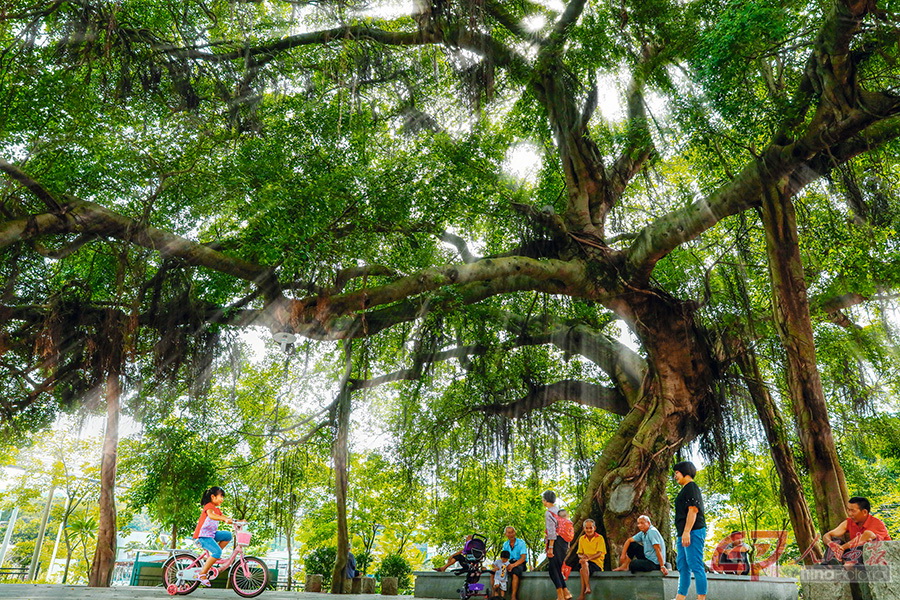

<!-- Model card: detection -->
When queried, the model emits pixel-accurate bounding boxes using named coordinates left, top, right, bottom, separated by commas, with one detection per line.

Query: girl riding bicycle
left=194, top=486, right=234, bottom=587
left=164, top=489, right=267, bottom=597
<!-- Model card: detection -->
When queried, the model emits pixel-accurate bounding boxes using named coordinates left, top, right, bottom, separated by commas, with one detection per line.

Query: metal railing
left=0, top=565, right=29, bottom=583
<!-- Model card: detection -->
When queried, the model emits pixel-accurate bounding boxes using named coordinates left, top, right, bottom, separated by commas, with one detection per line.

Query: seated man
left=501, top=526, right=528, bottom=600
left=715, top=531, right=751, bottom=575
left=612, top=515, right=668, bottom=575
left=435, top=535, right=474, bottom=571
left=346, top=551, right=359, bottom=579
left=576, top=518, right=606, bottom=600
left=822, top=496, right=891, bottom=565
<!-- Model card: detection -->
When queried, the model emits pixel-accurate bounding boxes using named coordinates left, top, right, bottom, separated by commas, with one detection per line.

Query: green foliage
left=704, top=456, right=795, bottom=562
left=375, top=553, right=413, bottom=591
left=0, top=426, right=102, bottom=582
left=356, top=551, right=373, bottom=576
left=690, top=0, right=804, bottom=127
left=423, top=461, right=554, bottom=569
left=305, top=546, right=338, bottom=587
left=67, top=513, right=98, bottom=577
left=840, top=414, right=900, bottom=534
left=123, top=420, right=220, bottom=546
left=5, top=0, right=900, bottom=581
left=348, top=453, right=427, bottom=561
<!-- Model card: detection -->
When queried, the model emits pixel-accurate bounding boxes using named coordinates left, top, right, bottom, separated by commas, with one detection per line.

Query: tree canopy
left=4, top=0, right=900, bottom=579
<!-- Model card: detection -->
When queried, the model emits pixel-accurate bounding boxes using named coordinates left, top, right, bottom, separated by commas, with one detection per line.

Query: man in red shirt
left=822, top=496, right=891, bottom=565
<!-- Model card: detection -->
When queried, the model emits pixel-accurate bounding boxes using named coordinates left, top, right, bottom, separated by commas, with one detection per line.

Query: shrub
left=305, top=546, right=337, bottom=587
left=356, top=550, right=373, bottom=575
left=376, top=554, right=413, bottom=591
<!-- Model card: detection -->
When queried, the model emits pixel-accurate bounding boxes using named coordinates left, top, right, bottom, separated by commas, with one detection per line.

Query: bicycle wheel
left=163, top=553, right=202, bottom=595
left=229, top=556, right=269, bottom=597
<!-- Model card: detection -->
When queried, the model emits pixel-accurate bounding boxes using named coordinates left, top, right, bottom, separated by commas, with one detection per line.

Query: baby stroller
left=452, top=534, right=489, bottom=600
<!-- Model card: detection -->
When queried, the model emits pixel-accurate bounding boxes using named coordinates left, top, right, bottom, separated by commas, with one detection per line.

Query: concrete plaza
left=0, top=584, right=419, bottom=600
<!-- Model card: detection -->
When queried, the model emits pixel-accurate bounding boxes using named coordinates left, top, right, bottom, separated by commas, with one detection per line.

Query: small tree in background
left=376, top=554, right=412, bottom=592
left=123, top=420, right=219, bottom=548
left=356, top=551, right=373, bottom=577
left=67, top=513, right=97, bottom=581
left=305, top=546, right=337, bottom=588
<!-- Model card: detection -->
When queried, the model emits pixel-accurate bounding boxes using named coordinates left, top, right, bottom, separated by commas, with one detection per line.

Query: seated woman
left=576, top=519, right=606, bottom=600
left=435, top=535, right=475, bottom=571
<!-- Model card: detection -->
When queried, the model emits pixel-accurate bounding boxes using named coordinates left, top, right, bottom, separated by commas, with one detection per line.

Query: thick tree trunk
left=171, top=522, right=177, bottom=550
left=330, top=344, right=353, bottom=594
left=733, top=338, right=821, bottom=563
left=89, top=370, right=120, bottom=587
left=330, top=386, right=350, bottom=593
left=760, top=189, right=849, bottom=533
left=573, top=293, right=714, bottom=567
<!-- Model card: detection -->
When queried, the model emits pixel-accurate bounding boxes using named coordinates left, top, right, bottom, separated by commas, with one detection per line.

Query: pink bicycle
left=162, top=520, right=269, bottom=597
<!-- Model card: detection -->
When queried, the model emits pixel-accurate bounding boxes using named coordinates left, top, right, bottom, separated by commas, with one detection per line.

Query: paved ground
left=0, top=584, right=426, bottom=600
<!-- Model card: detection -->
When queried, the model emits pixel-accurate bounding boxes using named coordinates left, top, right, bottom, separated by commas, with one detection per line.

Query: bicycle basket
left=236, top=531, right=252, bottom=546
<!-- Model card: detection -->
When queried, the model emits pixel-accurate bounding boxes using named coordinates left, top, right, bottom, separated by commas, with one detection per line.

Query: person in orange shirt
left=822, top=496, right=891, bottom=565
left=575, top=519, right=606, bottom=600
left=193, top=486, right=234, bottom=586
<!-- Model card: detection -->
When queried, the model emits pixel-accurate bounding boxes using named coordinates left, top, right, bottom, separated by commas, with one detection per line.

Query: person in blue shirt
left=501, top=526, right=528, bottom=600
left=613, top=515, right=668, bottom=574
left=346, top=551, right=358, bottom=579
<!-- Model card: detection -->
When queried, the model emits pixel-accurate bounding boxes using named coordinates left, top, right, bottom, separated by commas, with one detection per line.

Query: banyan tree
left=4, top=0, right=900, bottom=584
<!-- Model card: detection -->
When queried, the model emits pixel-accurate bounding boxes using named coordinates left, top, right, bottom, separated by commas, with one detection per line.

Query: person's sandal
left=198, top=574, right=211, bottom=587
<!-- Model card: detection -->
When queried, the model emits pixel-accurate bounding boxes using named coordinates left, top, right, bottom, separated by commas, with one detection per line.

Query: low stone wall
left=801, top=540, right=900, bottom=600
left=414, top=569, right=798, bottom=600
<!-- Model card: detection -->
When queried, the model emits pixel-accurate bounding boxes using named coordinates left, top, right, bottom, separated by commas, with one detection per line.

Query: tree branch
left=625, top=113, right=900, bottom=281
left=337, top=304, right=645, bottom=403
left=1, top=198, right=596, bottom=347
left=0, top=159, right=62, bottom=211
left=343, top=309, right=646, bottom=412
left=494, top=311, right=646, bottom=403
left=302, top=254, right=593, bottom=337
left=162, top=26, right=438, bottom=62
left=599, top=46, right=657, bottom=221
left=0, top=211, right=79, bottom=248
left=0, top=197, right=276, bottom=290
left=484, top=1, right=541, bottom=42
left=286, top=255, right=591, bottom=334
left=438, top=230, right=479, bottom=264
left=475, top=379, right=630, bottom=417
left=348, top=345, right=489, bottom=391
left=334, top=265, right=398, bottom=293
left=541, top=0, right=588, bottom=56
left=32, top=234, right=98, bottom=259
left=162, top=23, right=530, bottom=76
left=820, top=292, right=868, bottom=313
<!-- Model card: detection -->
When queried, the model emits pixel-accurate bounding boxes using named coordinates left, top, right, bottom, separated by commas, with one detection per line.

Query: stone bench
left=414, top=569, right=798, bottom=600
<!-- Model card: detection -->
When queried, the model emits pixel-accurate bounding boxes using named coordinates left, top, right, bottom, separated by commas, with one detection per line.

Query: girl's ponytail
left=200, top=486, right=225, bottom=506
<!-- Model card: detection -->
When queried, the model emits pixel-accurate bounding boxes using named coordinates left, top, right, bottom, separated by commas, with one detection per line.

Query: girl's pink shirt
left=193, top=502, right=222, bottom=539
